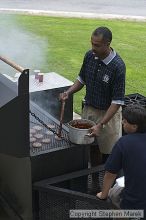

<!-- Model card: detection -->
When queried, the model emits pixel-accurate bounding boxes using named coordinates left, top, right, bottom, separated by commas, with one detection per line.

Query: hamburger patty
left=34, top=134, right=44, bottom=139
left=33, top=125, right=43, bottom=131
left=42, top=138, right=51, bottom=144
left=33, top=142, right=42, bottom=148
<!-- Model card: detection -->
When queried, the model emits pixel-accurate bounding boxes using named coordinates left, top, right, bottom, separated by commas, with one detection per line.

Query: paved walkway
left=0, top=0, right=146, bottom=17
left=0, top=8, right=146, bottom=21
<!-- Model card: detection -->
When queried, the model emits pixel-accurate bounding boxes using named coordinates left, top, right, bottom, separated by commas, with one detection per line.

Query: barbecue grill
left=0, top=56, right=89, bottom=220
left=29, top=101, right=88, bottom=183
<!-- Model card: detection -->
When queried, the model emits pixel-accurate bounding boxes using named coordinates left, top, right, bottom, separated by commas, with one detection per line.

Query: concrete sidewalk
left=0, top=8, right=146, bottom=21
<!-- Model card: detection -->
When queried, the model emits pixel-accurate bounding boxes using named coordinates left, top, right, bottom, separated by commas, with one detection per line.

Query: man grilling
left=60, top=26, right=126, bottom=164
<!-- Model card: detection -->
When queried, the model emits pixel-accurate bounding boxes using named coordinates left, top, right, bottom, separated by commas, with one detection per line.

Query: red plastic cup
left=35, top=73, right=39, bottom=79
left=38, top=73, right=44, bottom=83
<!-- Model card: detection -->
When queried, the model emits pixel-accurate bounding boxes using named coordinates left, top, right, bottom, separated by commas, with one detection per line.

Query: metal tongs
left=58, top=100, right=66, bottom=137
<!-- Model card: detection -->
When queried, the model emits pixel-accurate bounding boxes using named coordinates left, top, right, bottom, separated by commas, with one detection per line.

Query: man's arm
left=97, top=171, right=117, bottom=199
left=66, top=79, right=84, bottom=95
left=98, top=103, right=120, bottom=125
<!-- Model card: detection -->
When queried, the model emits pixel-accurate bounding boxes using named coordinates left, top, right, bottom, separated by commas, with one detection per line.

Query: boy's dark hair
left=92, top=26, right=112, bottom=43
left=122, top=104, right=146, bottom=133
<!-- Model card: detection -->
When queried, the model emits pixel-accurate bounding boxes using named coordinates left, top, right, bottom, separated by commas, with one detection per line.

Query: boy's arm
left=97, top=171, right=117, bottom=199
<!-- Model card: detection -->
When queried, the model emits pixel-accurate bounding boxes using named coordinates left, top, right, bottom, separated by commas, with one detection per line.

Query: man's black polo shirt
left=78, top=49, right=126, bottom=110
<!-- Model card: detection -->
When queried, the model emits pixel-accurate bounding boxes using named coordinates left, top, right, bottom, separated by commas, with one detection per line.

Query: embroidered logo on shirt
left=102, top=74, right=109, bottom=83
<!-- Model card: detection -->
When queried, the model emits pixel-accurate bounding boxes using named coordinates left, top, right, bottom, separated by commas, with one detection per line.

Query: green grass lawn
left=1, top=14, right=146, bottom=114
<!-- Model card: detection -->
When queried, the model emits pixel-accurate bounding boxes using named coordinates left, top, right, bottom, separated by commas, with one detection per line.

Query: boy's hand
left=96, top=192, right=107, bottom=200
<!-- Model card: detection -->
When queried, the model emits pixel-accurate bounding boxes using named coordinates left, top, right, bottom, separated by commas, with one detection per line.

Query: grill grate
left=124, top=93, right=146, bottom=108
left=30, top=102, right=71, bottom=157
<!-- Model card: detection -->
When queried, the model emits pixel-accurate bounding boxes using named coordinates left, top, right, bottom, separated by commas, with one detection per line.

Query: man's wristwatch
left=99, top=122, right=105, bottom=129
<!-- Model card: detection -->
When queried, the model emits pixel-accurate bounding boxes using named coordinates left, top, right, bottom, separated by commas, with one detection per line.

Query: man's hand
left=88, top=123, right=103, bottom=137
left=59, top=91, right=69, bottom=101
left=59, top=79, right=84, bottom=101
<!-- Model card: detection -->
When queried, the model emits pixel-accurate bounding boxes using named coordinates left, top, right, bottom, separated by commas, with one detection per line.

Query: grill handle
left=58, top=100, right=66, bottom=137
left=0, top=55, right=24, bottom=73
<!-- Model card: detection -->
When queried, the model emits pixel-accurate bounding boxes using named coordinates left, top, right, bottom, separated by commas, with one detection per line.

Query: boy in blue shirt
left=97, top=104, right=146, bottom=216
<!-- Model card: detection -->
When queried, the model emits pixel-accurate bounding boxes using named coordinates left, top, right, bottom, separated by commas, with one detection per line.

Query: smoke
left=0, top=14, right=48, bottom=76
left=0, top=14, right=69, bottom=119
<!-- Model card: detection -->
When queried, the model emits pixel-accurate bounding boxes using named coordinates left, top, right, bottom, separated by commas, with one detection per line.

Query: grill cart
left=0, top=56, right=89, bottom=220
